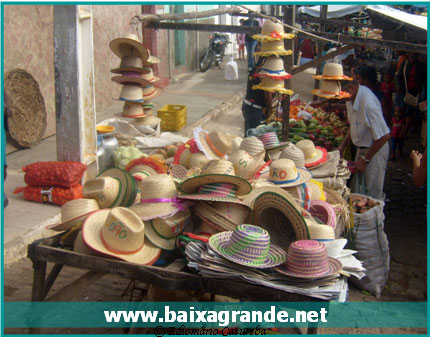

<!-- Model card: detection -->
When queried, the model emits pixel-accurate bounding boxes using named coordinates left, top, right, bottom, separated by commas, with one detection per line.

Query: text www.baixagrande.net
left=104, top=305, right=328, bottom=326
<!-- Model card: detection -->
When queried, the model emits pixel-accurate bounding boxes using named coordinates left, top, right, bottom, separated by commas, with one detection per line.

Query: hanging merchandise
left=225, top=56, right=239, bottom=81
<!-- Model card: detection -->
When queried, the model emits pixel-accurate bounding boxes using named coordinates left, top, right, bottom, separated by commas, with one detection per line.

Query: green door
left=174, top=5, right=185, bottom=66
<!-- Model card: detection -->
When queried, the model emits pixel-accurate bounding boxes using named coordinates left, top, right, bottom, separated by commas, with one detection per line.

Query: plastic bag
left=14, top=184, right=83, bottom=206
left=23, top=161, right=87, bottom=188
left=225, top=56, right=238, bottom=81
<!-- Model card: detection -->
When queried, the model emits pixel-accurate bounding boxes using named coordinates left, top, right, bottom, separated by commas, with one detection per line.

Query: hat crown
left=296, top=140, right=318, bottom=160
left=208, top=131, right=233, bottom=155
left=119, top=56, right=143, bottom=69
left=229, top=150, right=258, bottom=178
left=119, top=85, right=144, bottom=101
left=286, top=240, right=330, bottom=275
left=226, top=224, right=271, bottom=260
left=100, top=207, right=145, bottom=253
left=61, top=198, right=99, bottom=223
left=258, top=132, right=280, bottom=149
left=280, top=143, right=305, bottom=168
left=201, top=159, right=236, bottom=176
left=142, top=68, right=154, bottom=81
left=322, top=63, right=344, bottom=77
left=261, top=20, right=285, bottom=36
left=262, top=56, right=284, bottom=72
left=140, top=174, right=177, bottom=199
left=320, top=80, right=341, bottom=94
left=261, top=77, right=285, bottom=89
left=212, top=202, right=249, bottom=224
left=261, top=40, right=286, bottom=52
left=124, top=101, right=144, bottom=116
left=269, top=159, right=299, bottom=183
left=83, top=177, right=120, bottom=208
left=151, top=210, right=190, bottom=239
left=142, top=84, right=155, bottom=95
left=307, top=221, right=335, bottom=241
left=239, top=136, right=265, bottom=157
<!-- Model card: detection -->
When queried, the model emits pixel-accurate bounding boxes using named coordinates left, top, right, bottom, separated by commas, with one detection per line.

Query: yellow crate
left=157, top=104, right=187, bottom=132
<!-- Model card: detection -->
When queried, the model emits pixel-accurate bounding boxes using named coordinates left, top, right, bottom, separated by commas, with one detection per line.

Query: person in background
left=410, top=148, right=427, bottom=187
left=257, top=10, right=266, bottom=27
left=237, top=19, right=246, bottom=61
left=243, top=13, right=260, bottom=71
left=356, top=65, right=383, bottom=103
left=380, top=69, right=395, bottom=122
left=338, top=79, right=391, bottom=200
left=299, top=38, right=315, bottom=66
left=390, top=106, right=406, bottom=160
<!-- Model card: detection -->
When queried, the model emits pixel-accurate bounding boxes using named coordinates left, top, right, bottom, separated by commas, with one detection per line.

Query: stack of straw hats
left=312, top=63, right=352, bottom=99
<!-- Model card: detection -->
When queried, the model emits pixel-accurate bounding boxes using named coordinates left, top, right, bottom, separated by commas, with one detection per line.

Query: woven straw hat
left=130, top=174, right=184, bottom=221
left=280, top=143, right=305, bottom=168
left=126, top=156, right=167, bottom=176
left=313, top=63, right=352, bottom=81
left=312, top=80, right=351, bottom=99
left=114, top=101, right=146, bottom=118
left=46, top=199, right=100, bottom=232
left=198, top=221, right=221, bottom=238
left=296, top=140, right=328, bottom=168
left=275, top=240, right=341, bottom=278
left=116, top=85, right=144, bottom=102
left=306, top=180, right=326, bottom=201
left=142, top=68, right=161, bottom=83
left=268, top=159, right=312, bottom=187
left=83, top=177, right=122, bottom=209
left=252, top=20, right=296, bottom=41
left=110, top=56, right=151, bottom=74
left=308, top=201, right=337, bottom=229
left=179, top=149, right=209, bottom=169
left=254, top=40, right=293, bottom=57
left=132, top=171, right=152, bottom=186
left=194, top=127, right=233, bottom=160
left=73, top=231, right=98, bottom=255
left=229, top=150, right=265, bottom=179
left=306, top=221, right=336, bottom=242
left=97, top=168, right=138, bottom=208
left=180, top=159, right=252, bottom=197
left=231, top=137, right=243, bottom=154
left=132, top=115, right=160, bottom=129
left=255, top=56, right=292, bottom=80
left=4, top=69, right=47, bottom=148
left=111, top=72, right=151, bottom=87
left=142, top=84, right=162, bottom=100
left=145, top=209, right=191, bottom=250
left=252, top=77, right=294, bottom=95
left=239, top=136, right=265, bottom=158
left=142, top=50, right=161, bottom=67
left=109, top=33, right=149, bottom=61
left=209, top=224, right=287, bottom=268
left=282, top=184, right=310, bottom=210
left=82, top=208, right=161, bottom=265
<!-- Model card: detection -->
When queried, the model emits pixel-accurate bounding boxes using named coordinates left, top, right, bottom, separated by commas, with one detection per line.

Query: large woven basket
left=4, top=69, right=47, bottom=147
left=324, top=188, right=350, bottom=238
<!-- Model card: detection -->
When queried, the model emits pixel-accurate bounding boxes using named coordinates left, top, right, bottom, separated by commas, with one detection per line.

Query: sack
left=350, top=172, right=366, bottom=195
left=225, top=57, right=239, bottom=81
left=14, top=184, right=83, bottom=206
left=403, top=92, right=419, bottom=107
left=23, top=161, right=87, bottom=188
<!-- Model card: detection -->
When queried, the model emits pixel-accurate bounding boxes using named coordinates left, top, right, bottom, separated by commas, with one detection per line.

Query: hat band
left=270, top=172, right=300, bottom=185
left=205, top=134, right=226, bottom=157
left=100, top=231, right=145, bottom=255
left=261, top=67, right=285, bottom=75
left=121, top=71, right=143, bottom=78
left=320, top=90, right=340, bottom=95
left=299, top=183, right=311, bottom=210
left=120, top=97, right=143, bottom=102
left=140, top=197, right=187, bottom=211
left=270, top=30, right=283, bottom=38
left=197, top=183, right=238, bottom=198
left=133, top=171, right=151, bottom=181
left=143, top=87, right=155, bottom=97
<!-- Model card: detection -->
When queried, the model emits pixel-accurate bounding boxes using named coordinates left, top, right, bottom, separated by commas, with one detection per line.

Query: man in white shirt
left=339, top=80, right=391, bottom=200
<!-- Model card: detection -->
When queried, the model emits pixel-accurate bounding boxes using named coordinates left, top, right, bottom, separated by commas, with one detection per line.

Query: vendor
left=338, top=79, right=391, bottom=201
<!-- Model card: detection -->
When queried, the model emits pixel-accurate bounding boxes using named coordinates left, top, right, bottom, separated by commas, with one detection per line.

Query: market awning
left=297, top=5, right=365, bottom=19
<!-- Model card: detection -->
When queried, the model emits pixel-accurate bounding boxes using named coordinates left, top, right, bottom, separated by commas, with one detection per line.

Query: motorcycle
left=199, top=33, right=230, bottom=72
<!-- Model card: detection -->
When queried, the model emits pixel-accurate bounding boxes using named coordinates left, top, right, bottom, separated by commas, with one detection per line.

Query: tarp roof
left=297, top=5, right=364, bottom=19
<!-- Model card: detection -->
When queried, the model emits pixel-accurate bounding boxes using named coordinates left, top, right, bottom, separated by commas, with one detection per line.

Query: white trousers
left=355, top=142, right=389, bottom=201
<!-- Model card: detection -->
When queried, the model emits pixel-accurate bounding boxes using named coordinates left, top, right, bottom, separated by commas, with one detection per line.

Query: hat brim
left=313, top=75, right=352, bottom=81
left=255, top=73, right=292, bottom=80
left=265, top=141, right=290, bottom=152
left=252, top=33, right=295, bottom=41
left=309, top=201, right=336, bottom=229
left=208, top=231, right=287, bottom=269
left=114, top=97, right=144, bottom=103
left=145, top=214, right=191, bottom=250
left=304, top=147, right=328, bottom=168
left=110, top=66, right=151, bottom=74
left=97, top=168, right=136, bottom=207
left=254, top=50, right=293, bottom=57
left=143, top=55, right=161, bottom=66
left=142, top=86, right=162, bottom=100
left=47, top=210, right=99, bottom=232
left=196, top=213, right=226, bottom=233
left=180, top=174, right=252, bottom=196
left=114, top=112, right=147, bottom=119
left=82, top=210, right=161, bottom=265
left=194, top=128, right=225, bottom=160
left=109, top=38, right=149, bottom=61
left=269, top=168, right=312, bottom=188
left=129, top=202, right=182, bottom=221
left=311, top=89, right=351, bottom=99
left=111, top=76, right=152, bottom=87
left=252, top=84, right=294, bottom=95
left=275, top=257, right=342, bottom=279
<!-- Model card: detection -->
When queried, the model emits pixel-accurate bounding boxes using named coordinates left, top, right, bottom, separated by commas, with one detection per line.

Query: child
left=390, top=106, right=406, bottom=160
left=380, top=70, right=395, bottom=123
left=236, top=19, right=246, bottom=60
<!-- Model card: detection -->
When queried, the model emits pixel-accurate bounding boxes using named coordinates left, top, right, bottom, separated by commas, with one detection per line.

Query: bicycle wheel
left=199, top=50, right=213, bottom=72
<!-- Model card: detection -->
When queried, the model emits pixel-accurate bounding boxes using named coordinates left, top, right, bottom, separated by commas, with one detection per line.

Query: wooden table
left=28, top=235, right=324, bottom=334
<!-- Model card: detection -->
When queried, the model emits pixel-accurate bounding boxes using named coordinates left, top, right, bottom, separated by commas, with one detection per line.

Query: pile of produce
left=149, top=142, right=184, bottom=161
left=350, top=194, right=380, bottom=213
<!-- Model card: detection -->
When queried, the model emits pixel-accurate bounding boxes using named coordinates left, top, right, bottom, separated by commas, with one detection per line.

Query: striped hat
left=208, top=224, right=287, bottom=268
left=239, top=136, right=265, bottom=158
left=275, top=240, right=342, bottom=278
left=308, top=200, right=337, bottom=229
left=280, top=143, right=305, bottom=168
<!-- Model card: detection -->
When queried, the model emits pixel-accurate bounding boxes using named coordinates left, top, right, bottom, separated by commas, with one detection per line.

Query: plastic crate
left=157, top=104, right=187, bottom=132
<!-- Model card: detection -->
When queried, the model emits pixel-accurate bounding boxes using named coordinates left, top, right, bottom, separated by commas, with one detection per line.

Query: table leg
left=30, top=260, right=47, bottom=334
left=307, top=326, right=320, bottom=334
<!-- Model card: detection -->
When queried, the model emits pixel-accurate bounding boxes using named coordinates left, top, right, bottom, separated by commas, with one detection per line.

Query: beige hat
left=268, top=159, right=312, bottom=187
left=73, top=231, right=98, bottom=255
left=194, top=127, right=232, bottom=160
left=142, top=84, right=162, bottom=100
left=83, top=177, right=123, bottom=209
left=142, top=68, right=161, bottom=83
left=252, top=19, right=296, bottom=41
left=231, top=137, right=243, bottom=154
left=130, top=174, right=184, bottom=221
left=109, top=33, right=149, bottom=61
left=306, top=221, right=335, bottom=241
left=313, top=63, right=352, bottom=81
left=255, top=56, right=292, bottom=80
left=306, top=180, right=326, bottom=201
left=229, top=149, right=265, bottom=179
left=116, top=85, right=144, bottom=102
left=198, top=221, right=221, bottom=237
left=132, top=115, right=160, bottom=129
left=46, top=199, right=100, bottom=232
left=145, top=209, right=191, bottom=250
left=82, top=208, right=161, bottom=265
left=239, top=136, right=265, bottom=158
left=296, top=140, right=328, bottom=168
left=178, top=149, right=209, bottom=169
left=280, top=143, right=305, bottom=168
left=114, top=101, right=146, bottom=118
left=142, top=50, right=161, bottom=67
left=254, top=40, right=293, bottom=57
left=110, top=56, right=151, bottom=74
left=111, top=73, right=151, bottom=87
left=253, top=77, right=294, bottom=95
left=180, top=159, right=252, bottom=197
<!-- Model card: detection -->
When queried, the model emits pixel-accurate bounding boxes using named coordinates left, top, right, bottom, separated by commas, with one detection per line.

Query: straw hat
left=110, top=56, right=151, bottom=74
left=296, top=140, right=328, bottom=168
left=209, top=224, right=287, bottom=268
left=73, top=230, right=98, bottom=255
left=282, top=184, right=310, bottom=210
left=82, top=208, right=161, bottom=265
left=280, top=143, right=305, bottom=168
left=254, top=40, right=293, bottom=57
left=306, top=221, right=336, bottom=242
left=142, top=50, right=161, bottom=67
left=130, top=174, right=184, bottom=221
left=268, top=159, right=312, bottom=188
left=255, top=56, right=292, bottom=80
left=306, top=180, right=326, bottom=201
left=116, top=85, right=144, bottom=102
left=231, top=137, right=243, bottom=154
left=198, top=221, right=221, bottom=237
left=252, top=19, right=296, bottom=41
left=252, top=77, right=294, bottom=95
left=275, top=240, right=341, bottom=278
left=111, top=72, right=151, bottom=87
left=179, top=149, right=209, bottom=169
left=313, top=63, right=352, bottom=81
left=46, top=199, right=100, bottom=232
left=142, top=84, right=162, bottom=100
left=308, top=200, right=337, bottom=229
left=239, top=136, right=265, bottom=157
left=229, top=150, right=265, bottom=179
left=132, top=115, right=160, bottom=129
left=194, top=128, right=233, bottom=160
left=179, top=159, right=252, bottom=197
left=311, top=79, right=352, bottom=99
left=83, top=177, right=123, bottom=209
left=113, top=101, right=146, bottom=118
left=241, top=186, right=309, bottom=247
left=142, top=68, right=161, bottom=83
left=145, top=209, right=191, bottom=250
left=98, top=168, right=138, bottom=208
left=109, top=33, right=149, bottom=61
left=126, top=156, right=167, bottom=176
